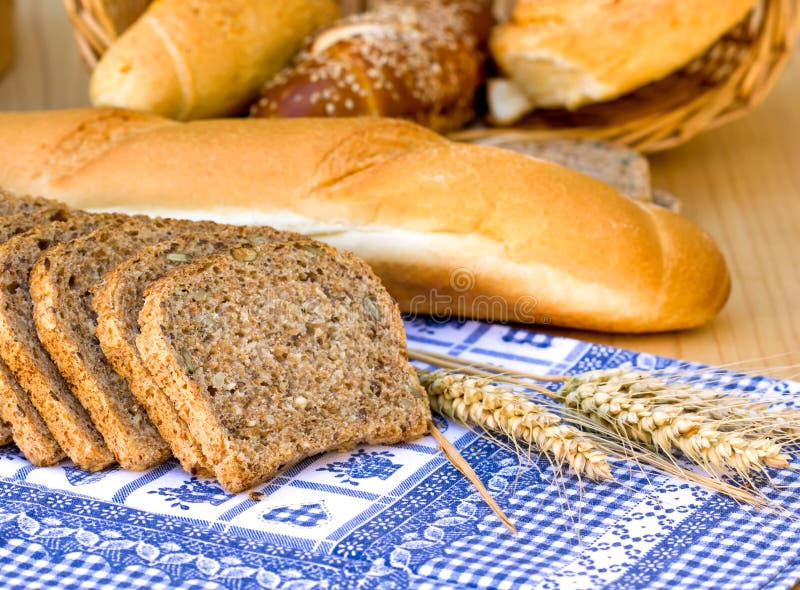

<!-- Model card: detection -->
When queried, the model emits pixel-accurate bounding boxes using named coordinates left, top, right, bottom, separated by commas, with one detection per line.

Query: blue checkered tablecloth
left=1, top=318, right=798, bottom=589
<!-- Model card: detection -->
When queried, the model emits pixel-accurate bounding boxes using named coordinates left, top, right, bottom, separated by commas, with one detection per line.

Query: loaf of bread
left=489, top=0, right=757, bottom=123
left=250, top=0, right=492, bottom=132
left=0, top=108, right=730, bottom=333
left=90, top=0, right=339, bottom=120
left=470, top=137, right=652, bottom=203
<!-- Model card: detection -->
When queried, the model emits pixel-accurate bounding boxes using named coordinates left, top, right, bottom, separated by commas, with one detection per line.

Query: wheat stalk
left=557, top=369, right=791, bottom=476
left=420, top=370, right=613, bottom=481
left=410, top=349, right=799, bottom=505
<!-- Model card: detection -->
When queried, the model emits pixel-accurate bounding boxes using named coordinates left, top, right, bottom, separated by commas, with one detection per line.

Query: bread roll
left=0, top=108, right=730, bottom=333
left=251, top=0, right=492, bottom=133
left=490, top=0, right=757, bottom=120
left=90, top=0, right=339, bottom=120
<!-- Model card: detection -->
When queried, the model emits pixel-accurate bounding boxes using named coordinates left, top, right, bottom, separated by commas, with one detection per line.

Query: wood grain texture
left=0, top=2, right=798, bottom=376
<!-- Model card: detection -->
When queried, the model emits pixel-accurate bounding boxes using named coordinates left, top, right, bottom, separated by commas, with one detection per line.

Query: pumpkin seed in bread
left=29, top=217, right=218, bottom=470
left=92, top=227, right=293, bottom=477
left=137, top=239, right=431, bottom=492
left=0, top=214, right=123, bottom=469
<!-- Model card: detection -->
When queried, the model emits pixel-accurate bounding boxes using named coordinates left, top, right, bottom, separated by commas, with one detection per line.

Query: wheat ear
left=420, top=370, right=613, bottom=481
left=558, top=369, right=791, bottom=476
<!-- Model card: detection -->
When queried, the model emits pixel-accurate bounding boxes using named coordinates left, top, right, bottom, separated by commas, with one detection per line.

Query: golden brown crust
left=490, top=0, right=757, bottom=110
left=90, top=0, right=340, bottom=119
left=251, top=0, right=492, bottom=132
left=0, top=109, right=730, bottom=332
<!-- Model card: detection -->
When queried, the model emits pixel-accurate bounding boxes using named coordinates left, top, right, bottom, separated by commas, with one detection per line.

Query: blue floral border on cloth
left=1, top=319, right=798, bottom=589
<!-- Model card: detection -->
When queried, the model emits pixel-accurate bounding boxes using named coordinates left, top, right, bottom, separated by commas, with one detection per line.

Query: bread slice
left=0, top=213, right=123, bottom=469
left=29, top=217, right=217, bottom=470
left=92, top=227, right=292, bottom=476
left=0, top=360, right=64, bottom=463
left=0, top=206, right=84, bottom=465
left=0, top=191, right=64, bottom=218
left=0, top=421, right=11, bottom=446
left=137, top=239, right=431, bottom=492
left=0, top=206, right=71, bottom=243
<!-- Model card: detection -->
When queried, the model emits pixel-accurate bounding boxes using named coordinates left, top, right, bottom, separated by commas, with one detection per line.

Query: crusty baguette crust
left=0, top=109, right=730, bottom=332
left=90, top=0, right=339, bottom=119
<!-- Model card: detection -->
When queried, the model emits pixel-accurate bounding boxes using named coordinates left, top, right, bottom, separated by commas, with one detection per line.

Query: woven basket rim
left=63, top=0, right=800, bottom=153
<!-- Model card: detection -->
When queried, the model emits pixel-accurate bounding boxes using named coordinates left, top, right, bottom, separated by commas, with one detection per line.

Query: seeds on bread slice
left=93, top=227, right=293, bottom=477
left=137, top=239, right=431, bottom=493
left=0, top=213, right=124, bottom=469
left=29, top=216, right=220, bottom=470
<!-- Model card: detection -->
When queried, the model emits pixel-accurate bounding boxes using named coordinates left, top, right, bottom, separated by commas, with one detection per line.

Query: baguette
left=0, top=108, right=730, bottom=333
left=250, top=0, right=492, bottom=132
left=90, top=0, right=339, bottom=120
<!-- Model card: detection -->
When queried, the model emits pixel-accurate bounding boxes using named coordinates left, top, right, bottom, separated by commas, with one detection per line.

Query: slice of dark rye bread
left=137, top=239, right=431, bottom=493
left=92, top=228, right=295, bottom=477
left=29, top=216, right=221, bottom=470
left=0, top=213, right=124, bottom=468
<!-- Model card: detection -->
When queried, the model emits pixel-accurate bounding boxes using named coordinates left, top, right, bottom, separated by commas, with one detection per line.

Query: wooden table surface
left=1, top=2, right=799, bottom=378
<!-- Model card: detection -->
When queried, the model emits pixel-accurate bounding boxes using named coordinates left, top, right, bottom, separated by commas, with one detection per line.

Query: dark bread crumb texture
left=0, top=213, right=123, bottom=469
left=29, top=217, right=218, bottom=470
left=92, top=227, right=288, bottom=477
left=138, top=239, right=430, bottom=492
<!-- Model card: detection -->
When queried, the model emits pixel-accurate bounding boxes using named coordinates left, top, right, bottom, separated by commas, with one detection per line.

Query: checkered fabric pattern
left=0, top=319, right=798, bottom=590
left=261, top=502, right=328, bottom=527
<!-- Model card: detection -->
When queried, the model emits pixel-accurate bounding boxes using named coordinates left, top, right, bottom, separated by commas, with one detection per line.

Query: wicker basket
left=64, top=0, right=800, bottom=153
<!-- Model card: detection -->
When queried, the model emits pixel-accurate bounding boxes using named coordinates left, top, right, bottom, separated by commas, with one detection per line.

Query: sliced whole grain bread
left=137, top=239, right=431, bottom=492
left=0, top=421, right=11, bottom=446
left=0, top=191, right=65, bottom=218
left=0, top=206, right=71, bottom=243
left=92, top=227, right=294, bottom=477
left=0, top=213, right=124, bottom=469
left=0, top=206, right=85, bottom=466
left=0, top=359, right=64, bottom=463
left=29, top=216, right=221, bottom=470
